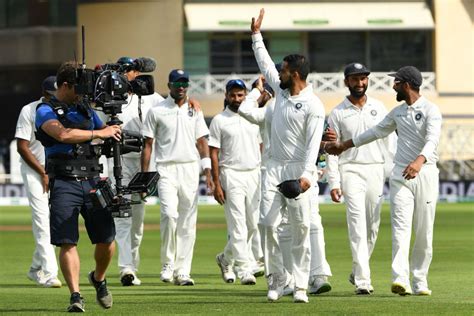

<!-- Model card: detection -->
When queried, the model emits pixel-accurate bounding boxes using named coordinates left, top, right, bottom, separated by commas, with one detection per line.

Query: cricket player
left=15, top=76, right=61, bottom=288
left=326, top=66, right=442, bottom=296
left=327, top=62, right=396, bottom=295
left=107, top=57, right=164, bottom=286
left=211, top=79, right=262, bottom=285
left=239, top=78, right=333, bottom=296
left=141, top=69, right=212, bottom=286
left=251, top=9, right=326, bottom=303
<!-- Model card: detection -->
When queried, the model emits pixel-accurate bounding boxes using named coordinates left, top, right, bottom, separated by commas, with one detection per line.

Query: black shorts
left=49, top=177, right=115, bottom=246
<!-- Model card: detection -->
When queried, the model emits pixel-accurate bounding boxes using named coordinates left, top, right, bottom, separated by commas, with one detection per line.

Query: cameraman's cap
left=388, top=66, right=422, bottom=88
left=169, top=69, right=189, bottom=82
left=226, top=79, right=247, bottom=92
left=344, top=62, right=370, bottom=78
left=42, top=76, right=57, bottom=95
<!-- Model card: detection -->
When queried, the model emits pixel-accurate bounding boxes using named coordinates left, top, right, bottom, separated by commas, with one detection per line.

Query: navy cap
left=226, top=79, right=247, bottom=92
left=344, top=62, right=370, bottom=77
left=169, top=69, right=189, bottom=82
left=42, top=76, right=57, bottom=95
left=388, top=66, right=422, bottom=88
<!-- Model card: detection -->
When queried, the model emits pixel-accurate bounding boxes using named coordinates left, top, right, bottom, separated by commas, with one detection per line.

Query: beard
left=348, top=85, right=367, bottom=98
left=396, top=90, right=407, bottom=102
left=279, top=78, right=291, bottom=90
left=227, top=101, right=240, bottom=112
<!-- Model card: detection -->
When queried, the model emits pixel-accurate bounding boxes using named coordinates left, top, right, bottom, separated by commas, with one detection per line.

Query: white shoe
left=308, top=275, right=332, bottom=295
left=43, top=276, right=62, bottom=288
left=132, top=275, right=142, bottom=286
left=27, top=268, right=46, bottom=285
left=240, top=272, right=256, bottom=285
left=174, top=274, right=195, bottom=286
left=120, top=270, right=136, bottom=286
left=413, top=286, right=431, bottom=296
left=355, top=284, right=371, bottom=295
left=252, top=260, right=265, bottom=278
left=391, top=282, right=412, bottom=296
left=215, top=253, right=236, bottom=283
left=293, top=289, right=309, bottom=303
left=368, top=284, right=374, bottom=293
left=160, top=264, right=174, bottom=283
left=267, top=273, right=286, bottom=302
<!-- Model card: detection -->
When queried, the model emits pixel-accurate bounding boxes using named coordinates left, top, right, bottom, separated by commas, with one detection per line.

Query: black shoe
left=67, top=292, right=85, bottom=313
left=88, top=271, right=113, bottom=309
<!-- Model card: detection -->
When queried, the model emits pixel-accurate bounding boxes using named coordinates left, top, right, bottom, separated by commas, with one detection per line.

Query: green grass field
left=0, top=203, right=473, bottom=315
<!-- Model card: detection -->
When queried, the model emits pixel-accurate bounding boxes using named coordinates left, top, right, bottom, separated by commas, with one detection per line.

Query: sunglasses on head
left=170, top=81, right=189, bottom=88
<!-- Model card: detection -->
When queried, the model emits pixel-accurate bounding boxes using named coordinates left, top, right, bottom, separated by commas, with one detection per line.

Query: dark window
left=210, top=34, right=268, bottom=74
left=308, top=30, right=432, bottom=72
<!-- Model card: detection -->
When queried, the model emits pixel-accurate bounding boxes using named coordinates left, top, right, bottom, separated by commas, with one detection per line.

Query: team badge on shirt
left=415, top=112, right=423, bottom=121
left=295, top=103, right=302, bottom=110
left=188, top=109, right=194, bottom=117
left=370, top=110, right=377, bottom=116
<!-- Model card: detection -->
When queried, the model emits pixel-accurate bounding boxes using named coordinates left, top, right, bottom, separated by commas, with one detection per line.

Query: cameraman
left=108, top=57, right=164, bottom=286
left=35, top=61, right=121, bottom=312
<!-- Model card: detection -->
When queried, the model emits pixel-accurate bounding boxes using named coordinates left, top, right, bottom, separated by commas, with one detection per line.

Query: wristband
left=201, top=157, right=211, bottom=170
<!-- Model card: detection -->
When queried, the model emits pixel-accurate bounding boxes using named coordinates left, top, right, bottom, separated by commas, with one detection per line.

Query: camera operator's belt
left=47, top=157, right=102, bottom=178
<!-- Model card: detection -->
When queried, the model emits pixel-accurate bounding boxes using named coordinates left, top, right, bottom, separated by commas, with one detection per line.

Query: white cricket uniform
left=143, top=95, right=209, bottom=276
left=107, top=92, right=163, bottom=275
left=354, top=96, right=442, bottom=291
left=327, top=96, right=396, bottom=288
left=15, top=98, right=59, bottom=278
left=252, top=33, right=326, bottom=290
left=208, top=106, right=262, bottom=277
left=240, top=90, right=332, bottom=279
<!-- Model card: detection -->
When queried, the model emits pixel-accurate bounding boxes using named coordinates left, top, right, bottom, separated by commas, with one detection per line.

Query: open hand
left=251, top=8, right=265, bottom=33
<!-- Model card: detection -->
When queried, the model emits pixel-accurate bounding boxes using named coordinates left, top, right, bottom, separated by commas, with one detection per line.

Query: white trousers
left=157, top=161, right=199, bottom=276
left=340, top=163, right=384, bottom=287
left=220, top=167, right=261, bottom=277
left=21, top=163, right=58, bottom=277
left=390, top=164, right=438, bottom=289
left=110, top=157, right=146, bottom=274
left=278, top=184, right=332, bottom=277
left=259, top=159, right=311, bottom=290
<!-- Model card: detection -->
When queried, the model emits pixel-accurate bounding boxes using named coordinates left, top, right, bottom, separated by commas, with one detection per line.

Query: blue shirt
left=35, top=102, right=104, bottom=158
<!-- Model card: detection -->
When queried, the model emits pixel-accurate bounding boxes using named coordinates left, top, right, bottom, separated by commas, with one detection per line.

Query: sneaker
left=355, top=284, right=371, bottom=295
left=120, top=271, right=135, bottom=286
left=413, top=287, right=432, bottom=296
left=174, top=274, right=195, bottom=286
left=160, top=264, right=174, bottom=283
left=132, top=275, right=142, bottom=286
left=67, top=292, right=85, bottom=313
left=283, top=275, right=295, bottom=296
left=267, top=273, right=286, bottom=302
left=88, top=271, right=113, bottom=309
left=308, top=275, right=332, bottom=295
left=240, top=272, right=256, bottom=285
left=293, top=288, right=309, bottom=303
left=215, top=253, right=236, bottom=283
left=348, top=272, right=355, bottom=286
left=43, top=276, right=62, bottom=288
left=368, top=284, right=374, bottom=293
left=27, top=268, right=46, bottom=285
left=391, top=282, right=412, bottom=296
left=252, top=260, right=265, bottom=278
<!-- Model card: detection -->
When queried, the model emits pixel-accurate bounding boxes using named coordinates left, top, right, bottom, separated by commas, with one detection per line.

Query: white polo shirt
left=354, top=96, right=442, bottom=167
left=252, top=32, right=326, bottom=185
left=208, top=106, right=262, bottom=171
left=238, top=88, right=275, bottom=168
left=327, top=96, right=396, bottom=189
left=143, top=95, right=209, bottom=164
left=15, top=99, right=45, bottom=165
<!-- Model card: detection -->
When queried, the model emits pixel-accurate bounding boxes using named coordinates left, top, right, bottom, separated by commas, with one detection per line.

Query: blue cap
left=226, top=79, right=247, bottom=92
left=169, top=69, right=189, bottom=82
left=42, top=76, right=57, bottom=94
left=344, top=62, right=370, bottom=77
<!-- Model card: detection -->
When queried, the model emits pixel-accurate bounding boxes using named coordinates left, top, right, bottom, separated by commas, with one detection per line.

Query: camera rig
left=75, top=26, right=159, bottom=217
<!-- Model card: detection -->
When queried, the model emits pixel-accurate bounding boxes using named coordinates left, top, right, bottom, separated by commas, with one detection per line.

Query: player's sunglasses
left=169, top=81, right=189, bottom=88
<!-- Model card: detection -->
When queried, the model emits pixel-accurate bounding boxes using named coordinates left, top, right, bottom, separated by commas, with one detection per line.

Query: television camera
left=75, top=26, right=159, bottom=218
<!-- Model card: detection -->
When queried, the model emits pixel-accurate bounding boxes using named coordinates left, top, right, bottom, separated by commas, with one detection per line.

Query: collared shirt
left=354, top=96, right=442, bottom=167
left=252, top=32, right=325, bottom=185
left=15, top=98, right=45, bottom=165
left=209, top=106, right=262, bottom=170
left=142, top=95, right=209, bottom=164
left=327, top=96, right=396, bottom=190
left=238, top=88, right=275, bottom=168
